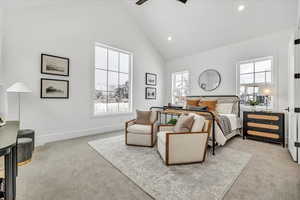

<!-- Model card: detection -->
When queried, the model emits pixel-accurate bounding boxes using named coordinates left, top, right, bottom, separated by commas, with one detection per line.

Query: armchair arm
left=125, top=119, right=136, bottom=129
left=166, top=131, right=209, bottom=164
left=158, top=124, right=175, bottom=132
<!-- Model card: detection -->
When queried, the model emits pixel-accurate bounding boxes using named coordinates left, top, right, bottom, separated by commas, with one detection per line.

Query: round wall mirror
left=198, top=69, right=221, bottom=91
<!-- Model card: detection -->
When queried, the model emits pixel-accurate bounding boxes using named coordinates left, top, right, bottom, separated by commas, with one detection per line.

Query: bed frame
left=186, top=95, right=240, bottom=117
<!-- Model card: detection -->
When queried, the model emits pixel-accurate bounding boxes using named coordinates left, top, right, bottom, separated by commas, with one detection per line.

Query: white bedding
left=219, top=114, right=242, bottom=131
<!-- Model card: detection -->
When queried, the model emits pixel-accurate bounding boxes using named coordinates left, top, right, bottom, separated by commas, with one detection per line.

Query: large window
left=172, top=71, right=189, bottom=105
left=238, top=57, right=273, bottom=108
left=94, top=43, right=132, bottom=115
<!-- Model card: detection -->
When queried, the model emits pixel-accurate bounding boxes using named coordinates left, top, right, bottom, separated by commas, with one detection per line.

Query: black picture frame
left=145, top=73, right=157, bottom=86
left=145, top=87, right=156, bottom=100
left=41, top=78, right=69, bottom=99
left=41, top=54, right=70, bottom=76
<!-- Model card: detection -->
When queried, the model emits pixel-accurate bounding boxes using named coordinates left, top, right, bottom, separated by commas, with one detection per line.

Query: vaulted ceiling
left=121, top=0, right=297, bottom=60
left=0, top=0, right=298, bottom=60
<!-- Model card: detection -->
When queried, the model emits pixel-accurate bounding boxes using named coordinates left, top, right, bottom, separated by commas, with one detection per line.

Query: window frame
left=171, top=70, right=190, bottom=105
left=91, top=42, right=133, bottom=118
left=236, top=56, right=276, bottom=110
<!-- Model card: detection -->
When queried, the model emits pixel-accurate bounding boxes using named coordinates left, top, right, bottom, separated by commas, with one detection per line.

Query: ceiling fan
left=136, top=0, right=188, bottom=6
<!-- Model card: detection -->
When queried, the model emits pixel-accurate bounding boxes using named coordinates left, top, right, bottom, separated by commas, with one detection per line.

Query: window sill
left=91, top=112, right=134, bottom=119
left=241, top=105, right=273, bottom=111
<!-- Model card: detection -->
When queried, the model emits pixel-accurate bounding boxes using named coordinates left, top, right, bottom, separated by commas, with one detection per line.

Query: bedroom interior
left=0, top=0, right=299, bottom=200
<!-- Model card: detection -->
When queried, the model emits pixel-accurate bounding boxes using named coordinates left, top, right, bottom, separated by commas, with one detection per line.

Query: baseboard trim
left=36, top=124, right=124, bottom=146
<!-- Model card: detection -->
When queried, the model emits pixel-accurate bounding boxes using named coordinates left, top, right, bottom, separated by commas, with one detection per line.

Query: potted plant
left=249, top=100, right=259, bottom=111
left=167, top=119, right=177, bottom=125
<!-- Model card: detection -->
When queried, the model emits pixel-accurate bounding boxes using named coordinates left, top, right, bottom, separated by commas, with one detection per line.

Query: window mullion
left=253, top=62, right=255, bottom=98
left=118, top=52, right=120, bottom=112
left=106, top=48, right=109, bottom=112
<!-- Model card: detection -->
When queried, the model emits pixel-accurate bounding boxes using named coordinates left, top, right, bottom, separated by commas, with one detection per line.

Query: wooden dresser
left=243, top=111, right=285, bottom=147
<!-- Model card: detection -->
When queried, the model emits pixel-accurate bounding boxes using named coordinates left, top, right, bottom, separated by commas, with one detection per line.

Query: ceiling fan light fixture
left=238, top=4, right=246, bottom=12
left=167, top=36, right=172, bottom=41
left=136, top=0, right=188, bottom=6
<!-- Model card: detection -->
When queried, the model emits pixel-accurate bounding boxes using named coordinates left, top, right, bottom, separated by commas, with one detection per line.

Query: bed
left=151, top=95, right=241, bottom=155
left=185, top=95, right=242, bottom=146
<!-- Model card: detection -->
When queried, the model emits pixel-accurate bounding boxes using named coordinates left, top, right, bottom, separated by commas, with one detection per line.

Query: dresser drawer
left=247, top=114, right=280, bottom=121
left=247, top=122, right=279, bottom=130
left=247, top=130, right=280, bottom=139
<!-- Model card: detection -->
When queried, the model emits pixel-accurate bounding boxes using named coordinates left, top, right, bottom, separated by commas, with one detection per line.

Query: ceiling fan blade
left=136, top=0, right=150, bottom=5
left=177, top=0, right=188, bottom=3
left=136, top=0, right=187, bottom=6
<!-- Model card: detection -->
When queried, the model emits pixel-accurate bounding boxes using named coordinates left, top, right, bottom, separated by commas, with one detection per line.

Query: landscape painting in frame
left=41, top=54, right=69, bottom=76
left=145, top=87, right=156, bottom=100
left=145, top=73, right=157, bottom=86
left=41, top=79, right=69, bottom=99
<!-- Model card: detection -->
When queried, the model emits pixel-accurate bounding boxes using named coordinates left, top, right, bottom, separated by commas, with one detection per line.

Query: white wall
left=0, top=8, right=5, bottom=117
left=297, top=0, right=300, bottom=27
left=3, top=0, right=165, bottom=145
left=165, top=30, right=292, bottom=111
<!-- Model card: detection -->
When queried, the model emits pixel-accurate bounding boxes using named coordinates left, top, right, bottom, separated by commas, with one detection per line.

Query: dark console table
left=0, top=121, right=19, bottom=200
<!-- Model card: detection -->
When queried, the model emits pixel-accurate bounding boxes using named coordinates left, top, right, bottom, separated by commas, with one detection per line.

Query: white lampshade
left=262, top=88, right=272, bottom=96
left=6, top=82, right=32, bottom=93
left=259, top=84, right=272, bottom=96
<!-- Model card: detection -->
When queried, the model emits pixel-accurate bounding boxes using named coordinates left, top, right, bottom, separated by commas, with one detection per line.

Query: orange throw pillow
left=186, top=99, right=200, bottom=106
left=198, top=100, right=217, bottom=111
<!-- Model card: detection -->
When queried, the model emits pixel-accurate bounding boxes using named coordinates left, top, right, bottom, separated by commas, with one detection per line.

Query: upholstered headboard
left=186, top=95, right=240, bottom=117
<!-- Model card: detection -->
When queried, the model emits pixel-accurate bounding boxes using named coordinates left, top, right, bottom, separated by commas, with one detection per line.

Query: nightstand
left=243, top=111, right=285, bottom=147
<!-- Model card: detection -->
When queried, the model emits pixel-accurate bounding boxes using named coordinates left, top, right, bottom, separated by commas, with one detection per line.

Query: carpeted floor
left=13, top=131, right=300, bottom=200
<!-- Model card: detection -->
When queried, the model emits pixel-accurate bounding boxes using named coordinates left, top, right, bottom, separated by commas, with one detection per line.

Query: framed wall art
left=41, top=78, right=69, bottom=99
left=145, top=73, right=157, bottom=86
left=41, top=54, right=70, bottom=76
left=145, top=87, right=156, bottom=100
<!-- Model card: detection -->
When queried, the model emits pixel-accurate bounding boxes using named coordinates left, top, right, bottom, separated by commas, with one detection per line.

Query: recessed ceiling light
left=238, top=4, right=245, bottom=12
left=167, top=36, right=172, bottom=41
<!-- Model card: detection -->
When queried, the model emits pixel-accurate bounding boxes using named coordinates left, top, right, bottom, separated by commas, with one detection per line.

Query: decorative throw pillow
left=135, top=110, right=151, bottom=125
left=173, top=114, right=195, bottom=133
left=198, top=100, right=217, bottom=111
left=186, top=105, right=208, bottom=111
left=186, top=99, right=200, bottom=107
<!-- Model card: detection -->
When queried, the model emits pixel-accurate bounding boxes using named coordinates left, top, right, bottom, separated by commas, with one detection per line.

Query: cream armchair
left=125, top=111, right=158, bottom=147
left=157, top=113, right=212, bottom=165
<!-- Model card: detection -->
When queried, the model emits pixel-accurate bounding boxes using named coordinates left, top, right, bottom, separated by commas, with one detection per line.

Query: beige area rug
left=89, top=136, right=251, bottom=200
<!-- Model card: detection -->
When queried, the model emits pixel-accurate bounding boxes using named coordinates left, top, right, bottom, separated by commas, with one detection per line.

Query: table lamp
left=6, top=82, right=32, bottom=123
left=260, top=85, right=272, bottom=111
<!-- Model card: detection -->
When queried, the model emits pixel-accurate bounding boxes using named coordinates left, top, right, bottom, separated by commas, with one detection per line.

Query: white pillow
left=216, top=103, right=233, bottom=114
left=189, top=114, right=205, bottom=132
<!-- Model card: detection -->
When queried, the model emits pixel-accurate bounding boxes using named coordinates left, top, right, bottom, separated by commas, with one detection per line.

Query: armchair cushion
left=173, top=114, right=194, bottom=133
left=190, top=114, right=206, bottom=132
left=135, top=110, right=152, bottom=125
left=127, top=124, right=152, bottom=135
left=150, top=111, right=158, bottom=124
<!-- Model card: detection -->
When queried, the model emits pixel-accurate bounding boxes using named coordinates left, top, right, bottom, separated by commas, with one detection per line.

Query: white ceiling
left=1, top=0, right=298, bottom=60
left=121, top=0, right=298, bottom=60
